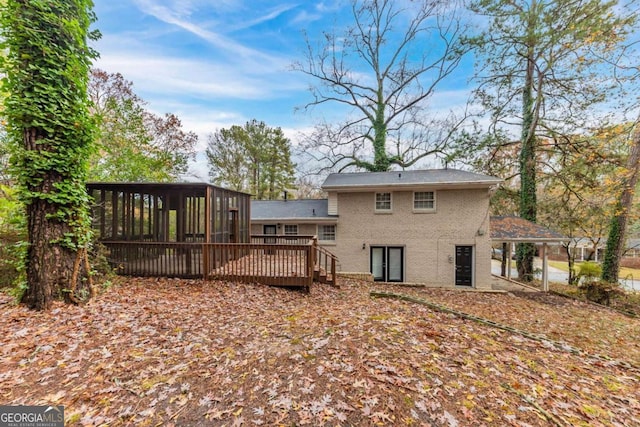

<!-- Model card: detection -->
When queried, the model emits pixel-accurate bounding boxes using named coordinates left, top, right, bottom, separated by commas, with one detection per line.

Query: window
left=318, top=224, right=336, bottom=242
left=375, top=192, right=392, bottom=211
left=414, top=191, right=435, bottom=211
left=284, top=224, right=298, bottom=235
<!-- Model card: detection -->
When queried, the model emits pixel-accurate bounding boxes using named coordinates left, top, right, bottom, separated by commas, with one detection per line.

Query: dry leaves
left=1, top=277, right=639, bottom=426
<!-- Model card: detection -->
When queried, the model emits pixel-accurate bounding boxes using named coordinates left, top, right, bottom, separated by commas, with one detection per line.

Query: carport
left=490, top=216, right=567, bottom=291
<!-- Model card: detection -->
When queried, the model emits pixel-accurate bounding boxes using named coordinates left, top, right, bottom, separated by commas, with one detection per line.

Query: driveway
left=490, top=259, right=639, bottom=291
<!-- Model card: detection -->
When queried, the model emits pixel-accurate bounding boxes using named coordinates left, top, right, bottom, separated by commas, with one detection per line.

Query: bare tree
left=293, top=0, right=469, bottom=172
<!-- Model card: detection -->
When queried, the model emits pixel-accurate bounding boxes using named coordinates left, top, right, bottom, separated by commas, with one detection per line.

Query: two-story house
left=252, top=169, right=502, bottom=288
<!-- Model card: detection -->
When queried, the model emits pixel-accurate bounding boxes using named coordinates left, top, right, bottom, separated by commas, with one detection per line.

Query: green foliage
left=0, top=185, right=26, bottom=292
left=602, top=212, right=623, bottom=282
left=0, top=0, right=99, bottom=244
left=578, top=261, right=603, bottom=282
left=207, top=119, right=296, bottom=199
left=88, top=70, right=197, bottom=182
left=0, top=0, right=100, bottom=309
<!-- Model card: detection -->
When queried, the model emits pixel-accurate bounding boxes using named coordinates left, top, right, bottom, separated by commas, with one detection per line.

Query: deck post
left=309, top=237, right=317, bottom=287
left=203, top=244, right=209, bottom=280
left=331, top=256, right=336, bottom=285
left=542, top=243, right=549, bottom=292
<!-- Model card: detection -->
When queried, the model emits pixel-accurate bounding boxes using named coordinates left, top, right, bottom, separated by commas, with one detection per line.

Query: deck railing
left=102, top=241, right=204, bottom=278
left=250, top=234, right=317, bottom=245
left=203, top=242, right=314, bottom=287
left=101, top=235, right=337, bottom=288
left=316, top=244, right=338, bottom=285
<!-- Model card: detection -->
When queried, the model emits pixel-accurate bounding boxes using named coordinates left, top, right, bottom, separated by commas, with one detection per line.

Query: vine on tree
left=0, top=0, right=100, bottom=309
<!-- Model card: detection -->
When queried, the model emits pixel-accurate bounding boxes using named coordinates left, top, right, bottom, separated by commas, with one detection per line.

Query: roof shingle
left=251, top=199, right=332, bottom=220
left=490, top=216, right=566, bottom=242
left=322, top=169, right=502, bottom=189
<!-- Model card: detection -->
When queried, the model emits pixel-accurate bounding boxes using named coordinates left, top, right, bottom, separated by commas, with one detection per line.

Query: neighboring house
left=252, top=169, right=502, bottom=289
left=548, top=237, right=640, bottom=262
left=251, top=199, right=337, bottom=241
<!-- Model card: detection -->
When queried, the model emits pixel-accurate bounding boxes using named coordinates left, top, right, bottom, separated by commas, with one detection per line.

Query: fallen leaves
left=0, top=277, right=639, bottom=426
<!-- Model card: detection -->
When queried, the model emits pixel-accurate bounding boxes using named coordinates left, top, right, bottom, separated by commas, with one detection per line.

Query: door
left=371, top=246, right=404, bottom=282
left=263, top=225, right=277, bottom=240
left=263, top=225, right=277, bottom=253
left=455, top=245, right=473, bottom=286
left=229, top=209, right=238, bottom=243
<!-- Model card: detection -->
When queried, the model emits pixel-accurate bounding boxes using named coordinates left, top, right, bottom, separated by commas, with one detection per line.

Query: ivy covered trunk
left=517, top=2, right=538, bottom=282
left=1, top=0, right=99, bottom=310
left=601, top=126, right=640, bottom=283
left=20, top=130, right=92, bottom=310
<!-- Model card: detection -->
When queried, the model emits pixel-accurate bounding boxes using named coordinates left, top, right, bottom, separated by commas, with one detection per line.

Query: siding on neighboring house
left=328, top=192, right=338, bottom=215
left=250, top=199, right=337, bottom=238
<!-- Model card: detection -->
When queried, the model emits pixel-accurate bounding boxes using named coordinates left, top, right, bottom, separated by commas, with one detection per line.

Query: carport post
left=542, top=243, right=549, bottom=292
left=507, top=242, right=513, bottom=280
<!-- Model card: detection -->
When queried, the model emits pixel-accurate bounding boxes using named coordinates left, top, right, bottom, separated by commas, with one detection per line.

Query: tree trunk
left=517, top=2, right=538, bottom=282
left=601, top=125, right=640, bottom=283
left=372, top=94, right=389, bottom=172
left=500, top=242, right=507, bottom=276
left=20, top=129, right=90, bottom=310
left=564, top=244, right=577, bottom=285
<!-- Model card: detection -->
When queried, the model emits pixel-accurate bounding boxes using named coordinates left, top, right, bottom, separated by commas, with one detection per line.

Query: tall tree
left=537, top=130, right=624, bottom=284
left=88, top=69, right=197, bottom=182
left=469, top=0, right=634, bottom=281
left=293, top=0, right=468, bottom=172
left=602, top=124, right=640, bottom=283
left=0, top=0, right=99, bottom=309
left=206, top=120, right=295, bottom=200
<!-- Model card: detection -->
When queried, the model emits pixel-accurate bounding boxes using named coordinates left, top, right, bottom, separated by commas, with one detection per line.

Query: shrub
left=577, top=261, right=602, bottom=283
left=0, top=185, right=26, bottom=292
left=579, top=281, right=622, bottom=306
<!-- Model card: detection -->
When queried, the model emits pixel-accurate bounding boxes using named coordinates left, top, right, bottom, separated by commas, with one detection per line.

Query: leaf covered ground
left=1, top=278, right=639, bottom=426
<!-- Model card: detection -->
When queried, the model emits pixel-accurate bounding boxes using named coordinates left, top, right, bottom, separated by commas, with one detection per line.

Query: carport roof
left=490, top=216, right=566, bottom=243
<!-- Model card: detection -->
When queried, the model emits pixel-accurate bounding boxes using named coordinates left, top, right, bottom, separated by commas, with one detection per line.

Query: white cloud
left=132, top=0, right=282, bottom=65
left=229, top=4, right=299, bottom=31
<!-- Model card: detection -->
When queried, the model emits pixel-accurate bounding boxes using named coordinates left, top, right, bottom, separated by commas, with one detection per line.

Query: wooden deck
left=102, top=236, right=337, bottom=288
left=208, top=252, right=310, bottom=287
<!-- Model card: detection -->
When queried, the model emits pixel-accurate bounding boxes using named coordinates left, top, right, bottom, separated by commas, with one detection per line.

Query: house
left=252, top=169, right=502, bottom=288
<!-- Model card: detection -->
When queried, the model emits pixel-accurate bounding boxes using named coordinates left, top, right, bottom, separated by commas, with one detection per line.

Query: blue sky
left=92, top=0, right=473, bottom=180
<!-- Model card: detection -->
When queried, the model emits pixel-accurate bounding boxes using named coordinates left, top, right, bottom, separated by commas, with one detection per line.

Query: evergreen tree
left=207, top=120, right=296, bottom=200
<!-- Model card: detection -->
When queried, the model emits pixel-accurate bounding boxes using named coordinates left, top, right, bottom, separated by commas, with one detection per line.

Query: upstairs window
left=318, top=224, right=336, bottom=242
left=284, top=224, right=298, bottom=235
left=375, top=192, right=392, bottom=212
left=414, top=191, right=435, bottom=211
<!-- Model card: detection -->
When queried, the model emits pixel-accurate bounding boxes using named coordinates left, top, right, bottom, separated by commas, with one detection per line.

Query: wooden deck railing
left=101, top=235, right=338, bottom=288
left=250, top=234, right=316, bottom=245
left=102, top=241, right=205, bottom=278
left=203, top=242, right=314, bottom=288
left=315, top=244, right=338, bottom=285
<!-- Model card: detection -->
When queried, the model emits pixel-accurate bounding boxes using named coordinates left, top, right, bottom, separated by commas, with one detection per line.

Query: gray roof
left=490, top=216, right=567, bottom=242
left=251, top=199, right=332, bottom=220
left=322, top=168, right=502, bottom=190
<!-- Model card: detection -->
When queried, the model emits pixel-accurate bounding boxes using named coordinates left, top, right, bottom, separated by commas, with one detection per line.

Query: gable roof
left=251, top=199, right=333, bottom=221
left=490, top=216, right=566, bottom=242
left=321, top=168, right=502, bottom=191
